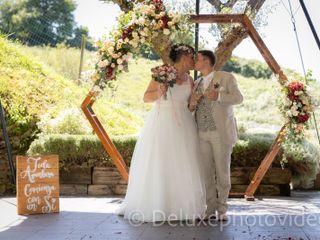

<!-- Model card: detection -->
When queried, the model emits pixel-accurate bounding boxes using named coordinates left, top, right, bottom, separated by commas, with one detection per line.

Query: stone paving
left=1, top=191, right=320, bottom=240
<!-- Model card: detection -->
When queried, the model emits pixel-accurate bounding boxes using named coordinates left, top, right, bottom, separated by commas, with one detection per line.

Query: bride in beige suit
left=189, top=50, right=243, bottom=221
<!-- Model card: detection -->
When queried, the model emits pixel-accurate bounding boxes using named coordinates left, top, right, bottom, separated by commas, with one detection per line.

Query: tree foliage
left=0, top=0, right=94, bottom=49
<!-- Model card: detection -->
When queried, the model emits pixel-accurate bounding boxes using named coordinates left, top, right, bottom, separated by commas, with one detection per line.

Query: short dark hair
left=198, top=50, right=216, bottom=66
left=169, top=44, right=195, bottom=63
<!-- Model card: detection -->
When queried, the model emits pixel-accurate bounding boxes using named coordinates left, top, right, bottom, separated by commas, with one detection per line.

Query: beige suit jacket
left=194, top=71, right=243, bottom=145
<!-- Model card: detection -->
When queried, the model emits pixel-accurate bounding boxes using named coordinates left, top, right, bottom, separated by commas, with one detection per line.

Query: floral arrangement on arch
left=91, top=0, right=184, bottom=93
left=279, top=79, right=315, bottom=164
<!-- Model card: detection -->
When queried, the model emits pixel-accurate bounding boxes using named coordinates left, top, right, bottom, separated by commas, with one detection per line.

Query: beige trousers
left=198, top=130, right=232, bottom=214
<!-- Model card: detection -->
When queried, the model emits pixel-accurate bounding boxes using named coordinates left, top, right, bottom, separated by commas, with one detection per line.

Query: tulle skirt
left=116, top=101, right=206, bottom=222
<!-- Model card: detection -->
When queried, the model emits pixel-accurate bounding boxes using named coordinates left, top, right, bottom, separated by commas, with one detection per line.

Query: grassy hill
left=3, top=38, right=320, bottom=190
left=0, top=36, right=143, bottom=155
left=12, top=39, right=320, bottom=143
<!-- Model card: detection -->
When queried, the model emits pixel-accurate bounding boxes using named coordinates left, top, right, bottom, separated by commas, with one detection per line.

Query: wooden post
left=78, top=35, right=86, bottom=85
left=81, top=91, right=129, bottom=183
left=244, top=126, right=285, bottom=200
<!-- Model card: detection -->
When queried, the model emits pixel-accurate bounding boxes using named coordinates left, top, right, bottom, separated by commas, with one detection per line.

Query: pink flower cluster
left=151, top=64, right=177, bottom=87
left=287, top=81, right=310, bottom=124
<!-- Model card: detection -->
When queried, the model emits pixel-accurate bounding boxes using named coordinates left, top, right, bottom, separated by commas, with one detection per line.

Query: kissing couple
left=116, top=43, right=243, bottom=222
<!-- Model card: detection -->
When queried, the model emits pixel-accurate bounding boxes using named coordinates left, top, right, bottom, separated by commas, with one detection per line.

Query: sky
left=74, top=0, right=319, bottom=80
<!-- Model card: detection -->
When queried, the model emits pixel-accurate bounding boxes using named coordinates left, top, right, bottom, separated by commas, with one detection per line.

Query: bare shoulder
left=187, top=74, right=194, bottom=86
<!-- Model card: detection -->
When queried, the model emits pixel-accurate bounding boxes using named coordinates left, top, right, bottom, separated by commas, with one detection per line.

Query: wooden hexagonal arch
left=81, top=14, right=287, bottom=200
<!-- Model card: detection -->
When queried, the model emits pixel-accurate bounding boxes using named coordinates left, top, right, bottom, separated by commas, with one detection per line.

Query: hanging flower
left=91, top=0, right=186, bottom=92
left=278, top=78, right=315, bottom=166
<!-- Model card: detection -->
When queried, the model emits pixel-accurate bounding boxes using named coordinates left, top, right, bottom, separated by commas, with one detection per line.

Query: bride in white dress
left=116, top=44, right=206, bottom=222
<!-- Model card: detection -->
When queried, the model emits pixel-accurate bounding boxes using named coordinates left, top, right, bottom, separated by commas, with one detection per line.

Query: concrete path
left=1, top=191, right=320, bottom=240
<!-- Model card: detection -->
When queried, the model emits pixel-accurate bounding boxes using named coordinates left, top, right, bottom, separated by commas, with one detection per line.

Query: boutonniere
left=214, top=82, right=220, bottom=89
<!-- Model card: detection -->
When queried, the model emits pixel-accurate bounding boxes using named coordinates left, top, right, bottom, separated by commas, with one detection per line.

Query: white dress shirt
left=200, top=71, right=221, bottom=101
left=202, top=71, right=214, bottom=91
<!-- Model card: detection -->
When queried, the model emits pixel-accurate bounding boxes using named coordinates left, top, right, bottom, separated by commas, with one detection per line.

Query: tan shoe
left=201, top=212, right=216, bottom=221
left=217, top=212, right=228, bottom=221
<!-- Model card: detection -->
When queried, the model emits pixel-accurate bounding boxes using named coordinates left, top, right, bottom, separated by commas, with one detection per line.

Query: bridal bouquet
left=151, top=64, right=178, bottom=100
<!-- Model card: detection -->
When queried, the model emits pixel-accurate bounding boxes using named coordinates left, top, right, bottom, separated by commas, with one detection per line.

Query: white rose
left=286, top=110, right=292, bottom=117
left=93, top=85, right=102, bottom=93
left=124, top=38, right=129, bottom=43
left=294, top=91, right=299, bottom=96
left=113, top=31, right=120, bottom=37
left=291, top=104, right=297, bottom=110
left=111, top=63, right=116, bottom=68
left=169, top=73, right=176, bottom=79
left=117, top=58, right=123, bottom=65
left=107, top=46, right=114, bottom=54
left=285, top=98, right=292, bottom=106
left=138, top=17, right=145, bottom=25
left=112, top=53, right=119, bottom=59
left=291, top=110, right=299, bottom=117
left=98, top=59, right=109, bottom=68
left=118, top=64, right=124, bottom=71
left=302, top=99, right=309, bottom=105
left=91, top=73, right=100, bottom=81
left=163, top=29, right=170, bottom=35
left=132, top=32, right=138, bottom=38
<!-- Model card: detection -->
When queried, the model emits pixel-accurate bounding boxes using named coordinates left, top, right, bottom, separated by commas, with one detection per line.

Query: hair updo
left=169, top=44, right=195, bottom=63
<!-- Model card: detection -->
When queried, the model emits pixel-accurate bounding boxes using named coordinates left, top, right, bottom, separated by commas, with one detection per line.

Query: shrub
left=222, top=56, right=273, bottom=79
left=28, top=133, right=320, bottom=189
left=27, top=134, right=137, bottom=170
left=37, top=108, right=93, bottom=135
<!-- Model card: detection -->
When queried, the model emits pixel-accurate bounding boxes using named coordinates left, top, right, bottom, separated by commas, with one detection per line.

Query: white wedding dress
left=116, top=79, right=206, bottom=222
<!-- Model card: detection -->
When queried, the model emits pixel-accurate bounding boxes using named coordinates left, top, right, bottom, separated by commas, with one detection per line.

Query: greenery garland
left=91, top=0, right=187, bottom=93
left=278, top=78, right=315, bottom=165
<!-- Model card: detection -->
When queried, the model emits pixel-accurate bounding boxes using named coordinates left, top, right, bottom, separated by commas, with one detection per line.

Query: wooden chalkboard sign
left=16, top=155, right=60, bottom=215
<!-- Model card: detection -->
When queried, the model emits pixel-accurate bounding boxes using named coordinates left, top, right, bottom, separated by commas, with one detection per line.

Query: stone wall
left=60, top=166, right=292, bottom=197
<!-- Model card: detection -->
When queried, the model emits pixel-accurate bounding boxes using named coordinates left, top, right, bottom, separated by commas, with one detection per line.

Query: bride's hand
left=159, top=83, right=168, bottom=96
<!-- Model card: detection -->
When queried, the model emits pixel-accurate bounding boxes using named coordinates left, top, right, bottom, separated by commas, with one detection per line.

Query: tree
left=68, top=25, right=95, bottom=51
left=99, top=0, right=267, bottom=69
left=0, top=0, right=77, bottom=46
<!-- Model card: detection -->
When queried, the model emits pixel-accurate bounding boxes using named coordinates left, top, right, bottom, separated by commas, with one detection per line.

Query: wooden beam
left=244, top=126, right=286, bottom=200
left=190, top=14, right=245, bottom=24
left=81, top=91, right=129, bottom=183
left=242, top=15, right=282, bottom=75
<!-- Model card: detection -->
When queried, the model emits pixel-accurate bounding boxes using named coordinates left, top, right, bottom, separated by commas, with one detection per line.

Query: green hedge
left=27, top=134, right=137, bottom=170
left=28, top=133, right=320, bottom=189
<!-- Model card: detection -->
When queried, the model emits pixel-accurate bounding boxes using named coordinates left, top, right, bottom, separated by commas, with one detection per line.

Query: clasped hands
left=189, top=87, right=219, bottom=111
